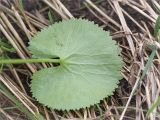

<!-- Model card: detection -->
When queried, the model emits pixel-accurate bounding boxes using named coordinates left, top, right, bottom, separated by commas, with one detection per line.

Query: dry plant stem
left=0, top=108, right=14, bottom=120
left=121, top=8, right=147, bottom=33
left=54, top=0, right=73, bottom=18
left=85, top=0, right=121, bottom=28
left=19, top=7, right=36, bottom=33
left=145, top=1, right=158, bottom=19
left=0, top=20, right=36, bottom=73
left=12, top=6, right=31, bottom=39
left=130, top=0, right=158, bottom=19
left=0, top=74, right=38, bottom=115
left=42, top=0, right=68, bottom=19
left=152, top=0, right=160, bottom=11
left=51, top=0, right=61, bottom=12
left=112, top=1, right=135, bottom=55
left=127, top=2, right=156, bottom=23
left=74, top=110, right=83, bottom=118
left=84, top=2, right=118, bottom=32
left=1, top=10, right=48, bottom=70
left=0, top=5, right=47, bottom=28
left=0, top=17, right=25, bottom=56
left=51, top=110, right=59, bottom=120
left=145, top=81, right=154, bottom=120
left=9, top=65, right=27, bottom=94
left=0, top=12, right=29, bottom=54
left=44, top=107, right=50, bottom=120
left=119, top=47, right=157, bottom=120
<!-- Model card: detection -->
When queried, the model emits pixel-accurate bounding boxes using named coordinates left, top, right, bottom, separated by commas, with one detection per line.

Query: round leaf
left=29, top=19, right=123, bottom=110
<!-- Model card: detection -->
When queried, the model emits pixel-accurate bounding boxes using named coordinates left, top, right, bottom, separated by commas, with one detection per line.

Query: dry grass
left=0, top=0, right=160, bottom=120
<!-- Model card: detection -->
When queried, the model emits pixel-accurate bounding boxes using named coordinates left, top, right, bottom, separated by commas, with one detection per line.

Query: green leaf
left=0, top=39, right=16, bottom=52
left=147, top=96, right=160, bottom=116
left=29, top=19, right=123, bottom=110
left=154, top=16, right=160, bottom=38
left=18, top=0, right=24, bottom=11
left=48, top=10, right=54, bottom=25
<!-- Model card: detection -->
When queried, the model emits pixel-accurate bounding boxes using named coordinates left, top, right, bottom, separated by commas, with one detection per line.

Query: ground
left=0, top=0, right=160, bottom=120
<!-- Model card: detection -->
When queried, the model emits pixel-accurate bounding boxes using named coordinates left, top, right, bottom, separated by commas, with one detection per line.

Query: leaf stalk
left=0, top=58, right=60, bottom=64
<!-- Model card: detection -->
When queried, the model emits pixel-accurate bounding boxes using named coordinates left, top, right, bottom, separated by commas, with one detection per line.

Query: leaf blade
left=29, top=19, right=123, bottom=110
